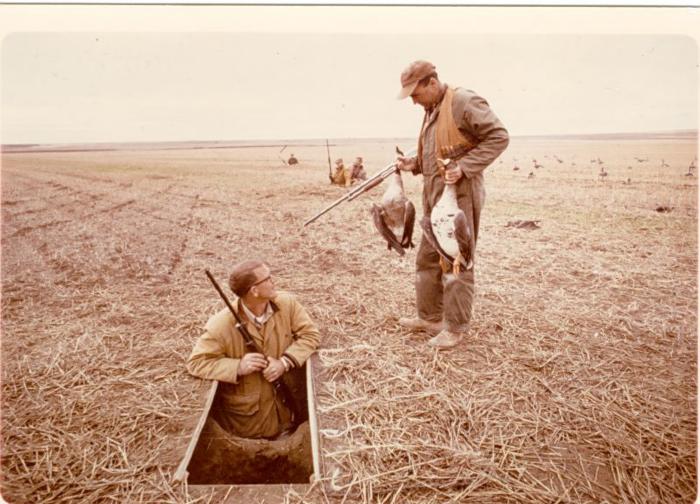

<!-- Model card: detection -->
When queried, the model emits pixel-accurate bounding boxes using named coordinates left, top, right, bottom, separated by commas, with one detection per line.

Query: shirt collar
left=240, top=300, right=274, bottom=328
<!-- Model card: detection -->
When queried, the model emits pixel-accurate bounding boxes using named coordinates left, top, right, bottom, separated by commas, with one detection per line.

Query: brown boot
left=427, top=330, right=463, bottom=349
left=398, top=317, right=443, bottom=334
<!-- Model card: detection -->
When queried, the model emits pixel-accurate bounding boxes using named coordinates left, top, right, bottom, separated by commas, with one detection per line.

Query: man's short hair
left=229, top=260, right=265, bottom=297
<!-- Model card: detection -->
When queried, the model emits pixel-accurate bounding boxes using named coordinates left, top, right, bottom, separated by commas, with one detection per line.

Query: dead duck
left=371, top=168, right=416, bottom=256
left=419, top=158, right=473, bottom=275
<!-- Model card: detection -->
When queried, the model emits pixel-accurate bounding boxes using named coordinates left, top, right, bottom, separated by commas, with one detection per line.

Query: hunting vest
left=417, top=86, right=477, bottom=169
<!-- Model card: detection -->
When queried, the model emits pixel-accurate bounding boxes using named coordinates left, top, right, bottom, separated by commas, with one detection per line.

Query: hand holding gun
left=237, top=353, right=267, bottom=376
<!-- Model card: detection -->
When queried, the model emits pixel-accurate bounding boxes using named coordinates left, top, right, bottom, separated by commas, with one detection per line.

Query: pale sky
left=0, top=6, right=698, bottom=144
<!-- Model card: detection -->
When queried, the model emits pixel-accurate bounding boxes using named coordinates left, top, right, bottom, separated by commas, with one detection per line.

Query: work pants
left=415, top=172, right=485, bottom=333
left=415, top=236, right=475, bottom=333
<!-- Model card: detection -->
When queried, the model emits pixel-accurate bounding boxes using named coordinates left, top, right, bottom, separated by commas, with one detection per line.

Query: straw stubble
left=1, top=136, right=696, bottom=503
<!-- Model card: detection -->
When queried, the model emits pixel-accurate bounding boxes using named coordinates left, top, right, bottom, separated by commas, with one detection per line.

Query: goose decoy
left=419, top=157, right=473, bottom=275
left=370, top=148, right=416, bottom=256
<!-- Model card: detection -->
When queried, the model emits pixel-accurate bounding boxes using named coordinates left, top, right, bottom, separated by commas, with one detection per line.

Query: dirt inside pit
left=186, top=366, right=314, bottom=485
left=187, top=418, right=313, bottom=485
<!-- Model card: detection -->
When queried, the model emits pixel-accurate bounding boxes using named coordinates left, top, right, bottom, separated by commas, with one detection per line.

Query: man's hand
left=396, top=156, right=417, bottom=172
left=439, top=158, right=464, bottom=185
left=237, top=353, right=268, bottom=377
left=262, top=357, right=286, bottom=382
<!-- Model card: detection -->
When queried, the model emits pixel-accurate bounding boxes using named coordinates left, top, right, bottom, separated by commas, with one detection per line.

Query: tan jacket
left=186, top=291, right=320, bottom=438
left=332, top=166, right=352, bottom=187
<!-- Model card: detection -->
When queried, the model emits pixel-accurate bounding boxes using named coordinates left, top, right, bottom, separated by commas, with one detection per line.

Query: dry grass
left=1, top=135, right=697, bottom=503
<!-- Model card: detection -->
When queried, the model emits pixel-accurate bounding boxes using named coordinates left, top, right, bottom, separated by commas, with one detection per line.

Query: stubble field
left=1, top=134, right=697, bottom=503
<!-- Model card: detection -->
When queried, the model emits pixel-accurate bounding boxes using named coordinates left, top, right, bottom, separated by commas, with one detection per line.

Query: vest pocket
left=220, top=392, right=260, bottom=416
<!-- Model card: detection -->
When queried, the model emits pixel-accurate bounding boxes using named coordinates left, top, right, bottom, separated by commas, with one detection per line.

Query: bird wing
left=453, top=211, right=473, bottom=267
left=419, top=215, right=453, bottom=263
left=401, top=200, right=416, bottom=249
left=371, top=204, right=405, bottom=256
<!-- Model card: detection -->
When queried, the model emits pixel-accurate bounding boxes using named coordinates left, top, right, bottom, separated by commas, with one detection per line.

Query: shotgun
left=326, top=139, right=333, bottom=184
left=304, top=146, right=416, bottom=227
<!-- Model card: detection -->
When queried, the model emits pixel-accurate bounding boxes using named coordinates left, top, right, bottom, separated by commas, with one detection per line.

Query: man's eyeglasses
left=252, top=275, right=272, bottom=286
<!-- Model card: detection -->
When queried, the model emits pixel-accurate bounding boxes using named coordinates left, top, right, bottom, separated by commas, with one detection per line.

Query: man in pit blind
left=350, top=156, right=368, bottom=183
left=331, top=158, right=352, bottom=187
left=186, top=260, right=320, bottom=439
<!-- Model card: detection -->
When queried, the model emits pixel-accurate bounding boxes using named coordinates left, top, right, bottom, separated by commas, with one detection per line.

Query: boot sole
left=399, top=323, right=443, bottom=335
left=428, top=340, right=462, bottom=349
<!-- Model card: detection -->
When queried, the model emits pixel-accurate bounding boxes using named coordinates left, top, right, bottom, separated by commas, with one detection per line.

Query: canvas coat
left=332, top=165, right=352, bottom=187
left=186, top=291, right=320, bottom=439
left=411, top=86, right=509, bottom=331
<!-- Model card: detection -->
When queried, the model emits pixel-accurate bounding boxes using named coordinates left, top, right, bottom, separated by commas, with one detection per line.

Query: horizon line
left=2, top=129, right=697, bottom=152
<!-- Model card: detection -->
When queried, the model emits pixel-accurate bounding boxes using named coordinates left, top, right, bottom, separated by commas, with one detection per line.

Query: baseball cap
left=397, top=60, right=436, bottom=99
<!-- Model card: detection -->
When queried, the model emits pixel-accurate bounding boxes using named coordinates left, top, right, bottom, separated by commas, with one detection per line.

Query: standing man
left=395, top=60, right=509, bottom=349
left=186, top=260, right=320, bottom=439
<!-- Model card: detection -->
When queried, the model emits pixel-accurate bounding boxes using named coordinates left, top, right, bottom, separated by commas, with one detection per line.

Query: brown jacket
left=186, top=291, right=320, bottom=438
left=412, top=86, right=509, bottom=242
left=351, top=163, right=367, bottom=181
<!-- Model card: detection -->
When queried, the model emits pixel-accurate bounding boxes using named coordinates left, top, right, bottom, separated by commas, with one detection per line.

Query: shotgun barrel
left=304, top=147, right=416, bottom=227
left=326, top=139, right=333, bottom=184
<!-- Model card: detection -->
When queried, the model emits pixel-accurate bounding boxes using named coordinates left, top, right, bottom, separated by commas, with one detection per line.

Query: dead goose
left=371, top=165, right=416, bottom=256
left=419, top=157, right=473, bottom=275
